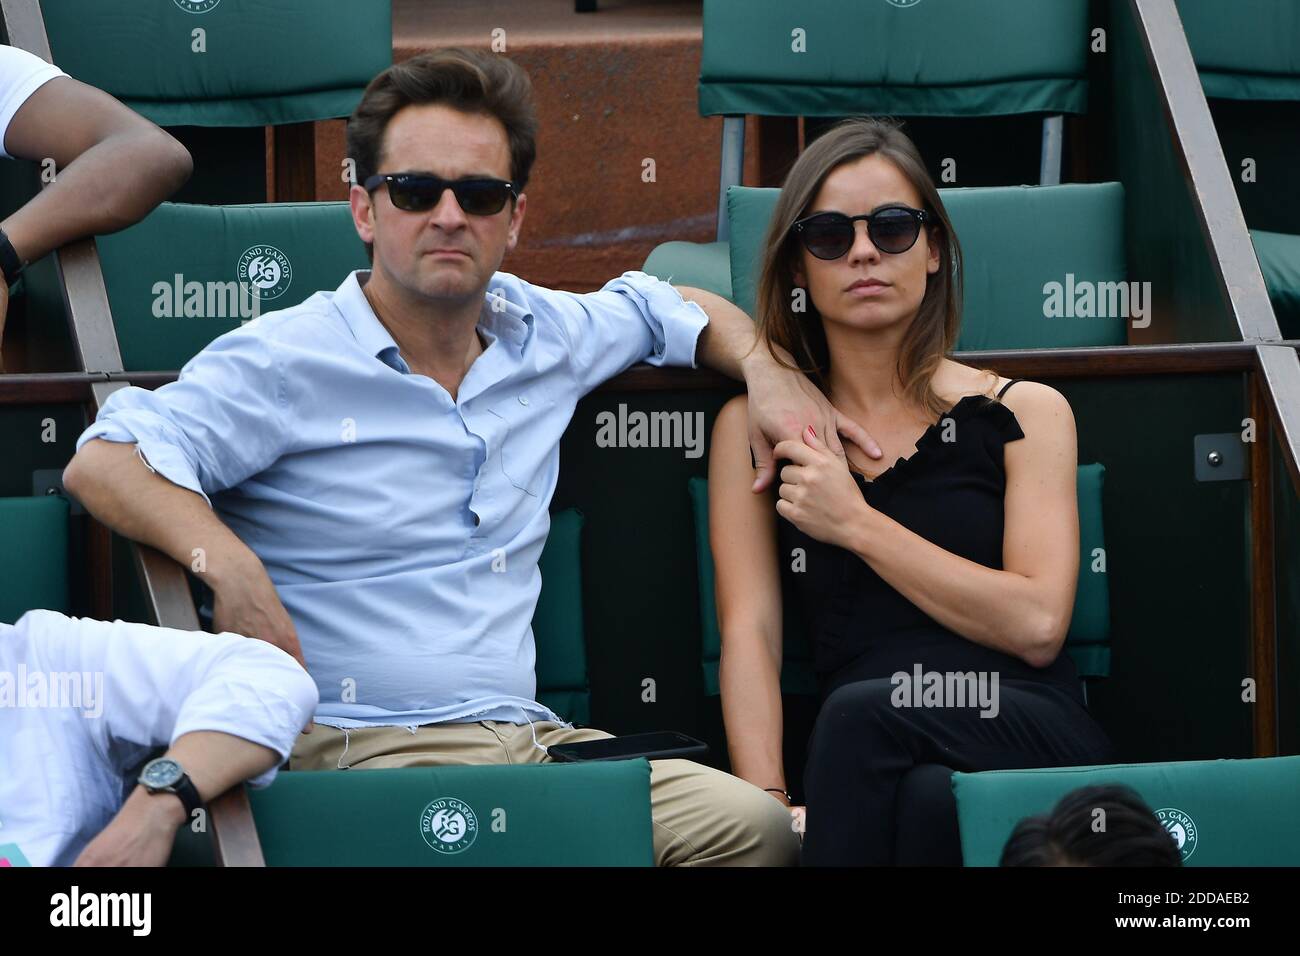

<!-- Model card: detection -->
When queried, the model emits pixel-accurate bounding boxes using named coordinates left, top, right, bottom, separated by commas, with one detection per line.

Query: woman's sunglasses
left=363, top=172, right=517, bottom=216
left=791, top=206, right=930, bottom=260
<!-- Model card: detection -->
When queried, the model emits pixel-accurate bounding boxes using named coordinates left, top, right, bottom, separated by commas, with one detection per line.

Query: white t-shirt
left=0, top=610, right=318, bottom=867
left=0, top=44, right=67, bottom=159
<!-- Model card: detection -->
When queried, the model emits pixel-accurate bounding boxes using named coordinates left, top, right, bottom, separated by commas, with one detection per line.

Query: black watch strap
left=168, top=773, right=204, bottom=819
left=0, top=228, right=24, bottom=286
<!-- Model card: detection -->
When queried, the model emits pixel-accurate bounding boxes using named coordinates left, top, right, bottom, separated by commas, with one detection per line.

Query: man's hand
left=773, top=426, right=874, bottom=550
left=742, top=348, right=881, bottom=493
left=211, top=563, right=312, bottom=733
left=73, top=787, right=185, bottom=867
left=211, top=555, right=307, bottom=669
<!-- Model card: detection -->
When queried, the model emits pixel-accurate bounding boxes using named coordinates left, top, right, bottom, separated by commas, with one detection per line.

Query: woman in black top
left=707, top=117, right=1114, bottom=865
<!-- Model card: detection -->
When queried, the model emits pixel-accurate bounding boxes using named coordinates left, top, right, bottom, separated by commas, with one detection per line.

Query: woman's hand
left=772, top=425, right=873, bottom=550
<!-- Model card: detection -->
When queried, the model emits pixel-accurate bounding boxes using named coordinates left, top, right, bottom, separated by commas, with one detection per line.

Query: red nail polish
left=807, top=425, right=816, bottom=438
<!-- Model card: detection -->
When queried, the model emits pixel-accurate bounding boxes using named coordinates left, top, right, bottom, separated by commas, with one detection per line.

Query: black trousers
left=800, top=677, right=1115, bottom=866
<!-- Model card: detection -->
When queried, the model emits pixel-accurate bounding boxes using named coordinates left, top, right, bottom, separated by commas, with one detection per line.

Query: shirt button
left=518, top=395, right=529, bottom=406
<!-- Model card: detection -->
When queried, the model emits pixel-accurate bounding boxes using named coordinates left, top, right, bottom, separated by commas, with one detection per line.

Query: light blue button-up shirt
left=76, top=270, right=709, bottom=728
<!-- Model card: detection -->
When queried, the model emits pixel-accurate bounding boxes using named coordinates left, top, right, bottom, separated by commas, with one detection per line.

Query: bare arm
left=774, top=383, right=1080, bottom=668
left=0, top=75, right=190, bottom=367
left=2, top=75, right=192, bottom=266
left=710, top=396, right=790, bottom=804
left=73, top=731, right=279, bottom=867
left=63, top=439, right=305, bottom=667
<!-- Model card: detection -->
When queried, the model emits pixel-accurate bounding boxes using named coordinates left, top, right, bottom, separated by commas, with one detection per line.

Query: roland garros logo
left=173, top=0, right=221, bottom=12
left=419, top=797, right=479, bottom=855
left=1155, top=807, right=1199, bottom=862
left=237, top=245, right=292, bottom=301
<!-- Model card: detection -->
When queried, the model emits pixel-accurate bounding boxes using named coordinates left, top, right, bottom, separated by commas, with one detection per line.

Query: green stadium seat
left=172, top=761, right=654, bottom=866
left=649, top=182, right=1129, bottom=351
left=18, top=2, right=391, bottom=366
left=40, top=0, right=392, bottom=128
left=0, top=496, right=70, bottom=623
left=1176, top=0, right=1300, bottom=103
left=642, top=240, right=732, bottom=301
left=95, top=201, right=368, bottom=372
left=689, top=464, right=1111, bottom=699
left=1176, top=1, right=1300, bottom=337
left=659, top=0, right=1091, bottom=289
left=953, top=755, right=1300, bottom=865
left=701, top=0, right=1089, bottom=121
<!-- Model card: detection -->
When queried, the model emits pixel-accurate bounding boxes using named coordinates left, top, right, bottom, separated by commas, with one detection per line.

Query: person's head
left=346, top=48, right=538, bottom=306
left=999, top=784, right=1184, bottom=867
left=756, top=117, right=962, bottom=417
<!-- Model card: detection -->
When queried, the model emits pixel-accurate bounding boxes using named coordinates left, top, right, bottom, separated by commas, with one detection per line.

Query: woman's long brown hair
left=754, top=116, right=970, bottom=419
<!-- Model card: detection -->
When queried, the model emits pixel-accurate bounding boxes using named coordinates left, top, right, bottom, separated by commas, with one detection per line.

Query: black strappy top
left=777, top=379, right=1083, bottom=702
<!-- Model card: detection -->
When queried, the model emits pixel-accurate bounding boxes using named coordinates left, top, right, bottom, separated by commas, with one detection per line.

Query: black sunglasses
left=363, top=172, right=517, bottom=216
left=792, top=206, right=930, bottom=260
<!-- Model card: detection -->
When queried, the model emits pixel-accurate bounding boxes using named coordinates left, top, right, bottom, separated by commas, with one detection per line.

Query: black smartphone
left=548, top=731, right=708, bottom=763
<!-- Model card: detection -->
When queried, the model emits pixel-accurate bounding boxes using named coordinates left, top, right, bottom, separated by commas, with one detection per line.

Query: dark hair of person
left=1000, top=783, right=1183, bottom=867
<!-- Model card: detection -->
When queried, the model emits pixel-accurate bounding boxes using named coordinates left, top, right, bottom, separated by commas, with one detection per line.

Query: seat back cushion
left=727, top=183, right=1128, bottom=351
left=953, top=755, right=1300, bottom=866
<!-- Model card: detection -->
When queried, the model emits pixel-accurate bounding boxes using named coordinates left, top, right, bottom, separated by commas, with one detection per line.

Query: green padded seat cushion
left=689, top=462, right=1110, bottom=692
left=700, top=0, right=1088, bottom=118
left=533, top=509, right=591, bottom=725
left=1251, top=229, right=1300, bottom=338
left=250, top=763, right=653, bottom=866
left=41, top=0, right=392, bottom=127
left=727, top=183, right=1128, bottom=350
left=171, top=761, right=654, bottom=866
left=643, top=240, right=733, bottom=301
left=953, top=755, right=1300, bottom=866
left=1176, top=0, right=1300, bottom=101
left=687, top=476, right=828, bottom=698
left=96, top=201, right=368, bottom=371
left=0, top=496, right=70, bottom=624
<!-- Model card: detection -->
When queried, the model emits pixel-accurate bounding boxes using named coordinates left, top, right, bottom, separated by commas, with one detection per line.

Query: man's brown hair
left=347, top=48, right=539, bottom=229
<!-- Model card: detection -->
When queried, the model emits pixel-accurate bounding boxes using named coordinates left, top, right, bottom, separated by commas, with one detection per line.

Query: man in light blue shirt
left=65, top=49, right=876, bottom=866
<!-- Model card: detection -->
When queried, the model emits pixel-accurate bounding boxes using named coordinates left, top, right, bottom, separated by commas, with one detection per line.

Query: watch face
left=141, top=758, right=184, bottom=790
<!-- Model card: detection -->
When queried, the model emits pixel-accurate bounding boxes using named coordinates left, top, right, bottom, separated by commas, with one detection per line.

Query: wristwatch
left=0, top=227, right=25, bottom=287
left=138, top=757, right=204, bottom=818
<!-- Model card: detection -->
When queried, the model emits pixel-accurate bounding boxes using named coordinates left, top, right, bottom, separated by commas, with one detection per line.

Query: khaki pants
left=291, top=720, right=800, bottom=867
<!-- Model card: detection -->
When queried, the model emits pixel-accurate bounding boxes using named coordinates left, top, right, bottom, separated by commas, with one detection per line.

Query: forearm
left=162, top=730, right=280, bottom=803
left=97, top=731, right=280, bottom=862
left=719, top=633, right=787, bottom=791
left=64, top=438, right=261, bottom=590
left=845, top=505, right=1066, bottom=667
left=2, top=129, right=190, bottom=264
left=675, top=286, right=776, bottom=382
